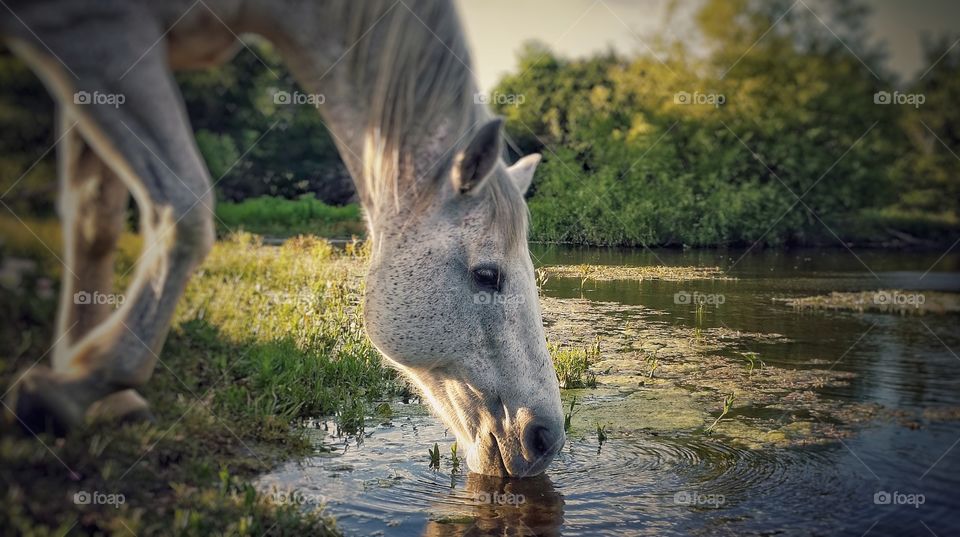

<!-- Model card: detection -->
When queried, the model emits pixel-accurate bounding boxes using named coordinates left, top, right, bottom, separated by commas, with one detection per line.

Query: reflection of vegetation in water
left=551, top=337, right=600, bottom=389
left=777, top=290, right=960, bottom=315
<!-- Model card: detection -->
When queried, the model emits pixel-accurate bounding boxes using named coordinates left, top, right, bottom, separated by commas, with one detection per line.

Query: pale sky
left=454, top=0, right=960, bottom=91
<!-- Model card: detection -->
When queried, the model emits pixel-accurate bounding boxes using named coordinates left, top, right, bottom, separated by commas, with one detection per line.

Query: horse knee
left=154, top=198, right=215, bottom=264
left=177, top=207, right=215, bottom=262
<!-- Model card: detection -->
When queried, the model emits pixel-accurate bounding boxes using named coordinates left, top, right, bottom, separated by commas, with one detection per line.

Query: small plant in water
left=739, top=351, right=765, bottom=375
left=450, top=442, right=461, bottom=473
left=428, top=443, right=441, bottom=469
left=535, top=267, right=550, bottom=293
left=336, top=397, right=367, bottom=437
left=596, top=423, right=608, bottom=445
left=645, top=353, right=660, bottom=378
left=705, top=394, right=736, bottom=433
left=693, top=303, right=706, bottom=345
left=551, top=341, right=598, bottom=389
left=576, top=264, right=594, bottom=293
left=564, top=396, right=580, bottom=432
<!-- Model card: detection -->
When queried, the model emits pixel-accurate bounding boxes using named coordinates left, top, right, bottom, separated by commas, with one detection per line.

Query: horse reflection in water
left=424, top=474, right=564, bottom=537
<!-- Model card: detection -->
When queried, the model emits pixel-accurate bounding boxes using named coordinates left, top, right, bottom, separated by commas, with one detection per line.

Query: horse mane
left=341, top=0, right=528, bottom=250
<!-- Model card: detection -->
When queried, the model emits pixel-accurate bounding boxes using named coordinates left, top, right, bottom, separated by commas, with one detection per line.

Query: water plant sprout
left=706, top=394, right=736, bottom=433
left=740, top=351, right=765, bottom=375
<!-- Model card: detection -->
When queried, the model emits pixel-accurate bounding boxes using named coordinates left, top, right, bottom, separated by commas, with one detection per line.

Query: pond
left=258, top=246, right=960, bottom=536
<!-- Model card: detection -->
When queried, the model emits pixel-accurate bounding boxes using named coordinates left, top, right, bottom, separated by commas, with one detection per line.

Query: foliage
left=0, top=46, right=55, bottom=216
left=551, top=338, right=599, bottom=389
left=491, top=0, right=958, bottom=247
left=175, top=40, right=354, bottom=204
left=0, top=39, right=355, bottom=218
left=215, top=196, right=364, bottom=237
left=428, top=443, right=441, bottom=470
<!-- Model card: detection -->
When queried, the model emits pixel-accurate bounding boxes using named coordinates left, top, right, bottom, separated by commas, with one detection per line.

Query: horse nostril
left=528, top=424, right=563, bottom=459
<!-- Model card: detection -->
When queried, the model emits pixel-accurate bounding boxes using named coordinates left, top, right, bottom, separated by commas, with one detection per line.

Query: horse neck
left=241, top=0, right=486, bottom=234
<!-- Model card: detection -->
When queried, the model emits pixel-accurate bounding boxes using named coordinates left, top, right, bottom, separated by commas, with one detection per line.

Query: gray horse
left=1, top=0, right=564, bottom=477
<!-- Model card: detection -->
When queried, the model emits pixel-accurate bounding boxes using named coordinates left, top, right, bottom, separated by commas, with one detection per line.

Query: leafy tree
left=490, top=0, right=940, bottom=247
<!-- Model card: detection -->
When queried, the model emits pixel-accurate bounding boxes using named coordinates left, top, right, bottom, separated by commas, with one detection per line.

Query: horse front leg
left=3, top=29, right=215, bottom=434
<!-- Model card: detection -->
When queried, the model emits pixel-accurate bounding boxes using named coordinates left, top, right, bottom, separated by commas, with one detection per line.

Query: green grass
left=0, top=218, right=407, bottom=535
left=550, top=337, right=599, bottom=389
left=215, top=196, right=365, bottom=238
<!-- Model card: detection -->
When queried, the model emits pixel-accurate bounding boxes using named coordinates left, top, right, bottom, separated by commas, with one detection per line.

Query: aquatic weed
left=645, top=354, right=660, bottom=378
left=551, top=341, right=598, bottom=389
left=740, top=352, right=765, bottom=376
left=535, top=267, right=550, bottom=293
left=564, top=397, right=580, bottom=432
left=705, top=394, right=736, bottom=433
left=451, top=442, right=461, bottom=473
left=596, top=423, right=609, bottom=446
left=576, top=264, right=594, bottom=293
left=693, top=303, right=705, bottom=345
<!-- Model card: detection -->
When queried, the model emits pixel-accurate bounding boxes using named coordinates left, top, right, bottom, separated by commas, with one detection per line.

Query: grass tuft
left=0, top=217, right=406, bottom=535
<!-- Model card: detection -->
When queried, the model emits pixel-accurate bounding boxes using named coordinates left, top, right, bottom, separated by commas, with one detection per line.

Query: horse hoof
left=116, top=407, right=157, bottom=426
left=87, top=389, right=155, bottom=427
left=3, top=368, right=84, bottom=437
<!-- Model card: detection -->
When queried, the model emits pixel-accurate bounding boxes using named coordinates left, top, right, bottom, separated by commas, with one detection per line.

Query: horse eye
left=472, top=266, right=502, bottom=291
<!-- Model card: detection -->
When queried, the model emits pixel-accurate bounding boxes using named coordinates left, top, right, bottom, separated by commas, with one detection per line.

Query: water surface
left=260, top=246, right=960, bottom=536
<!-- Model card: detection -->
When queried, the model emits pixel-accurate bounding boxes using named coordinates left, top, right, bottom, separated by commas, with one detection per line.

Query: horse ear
left=452, top=118, right=503, bottom=194
left=507, top=153, right=541, bottom=195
